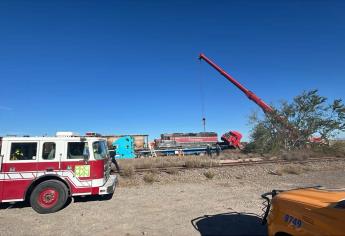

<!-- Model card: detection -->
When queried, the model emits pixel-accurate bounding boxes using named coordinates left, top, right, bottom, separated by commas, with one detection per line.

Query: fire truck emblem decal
left=74, top=165, right=90, bottom=177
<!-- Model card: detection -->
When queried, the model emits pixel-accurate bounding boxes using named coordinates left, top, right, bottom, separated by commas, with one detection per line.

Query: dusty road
left=1, top=159, right=345, bottom=236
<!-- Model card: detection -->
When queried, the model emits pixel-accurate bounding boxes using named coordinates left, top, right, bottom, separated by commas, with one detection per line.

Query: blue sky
left=0, top=0, right=344, bottom=141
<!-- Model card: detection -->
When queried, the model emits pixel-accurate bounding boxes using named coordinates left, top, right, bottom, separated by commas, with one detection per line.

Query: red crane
left=199, top=53, right=300, bottom=146
left=199, top=53, right=274, bottom=114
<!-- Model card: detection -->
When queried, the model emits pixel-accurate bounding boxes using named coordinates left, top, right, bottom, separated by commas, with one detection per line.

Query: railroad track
left=113, top=157, right=343, bottom=174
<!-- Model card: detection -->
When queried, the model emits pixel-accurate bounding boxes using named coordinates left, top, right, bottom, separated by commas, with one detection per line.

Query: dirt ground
left=1, top=158, right=345, bottom=236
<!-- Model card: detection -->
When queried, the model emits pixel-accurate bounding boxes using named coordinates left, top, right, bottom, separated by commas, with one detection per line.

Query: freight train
left=154, top=131, right=242, bottom=149
left=154, top=132, right=218, bottom=149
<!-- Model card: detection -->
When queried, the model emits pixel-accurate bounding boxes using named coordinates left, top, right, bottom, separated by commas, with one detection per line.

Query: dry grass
left=269, top=164, right=310, bottom=176
left=121, top=166, right=135, bottom=178
left=185, top=156, right=220, bottom=168
left=268, top=169, right=283, bottom=176
left=118, top=156, right=219, bottom=169
left=143, top=173, right=156, bottom=184
left=149, top=168, right=159, bottom=175
left=185, top=159, right=203, bottom=168
left=117, top=177, right=140, bottom=187
left=165, top=168, right=179, bottom=175
left=281, top=150, right=310, bottom=161
left=323, top=142, right=345, bottom=157
left=119, top=155, right=221, bottom=169
left=282, top=165, right=302, bottom=175
left=203, top=171, right=215, bottom=179
left=280, top=143, right=345, bottom=161
left=220, top=149, right=256, bottom=160
left=118, top=156, right=186, bottom=170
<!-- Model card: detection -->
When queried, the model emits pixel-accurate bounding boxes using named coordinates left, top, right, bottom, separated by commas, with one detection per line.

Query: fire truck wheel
left=30, top=180, right=68, bottom=214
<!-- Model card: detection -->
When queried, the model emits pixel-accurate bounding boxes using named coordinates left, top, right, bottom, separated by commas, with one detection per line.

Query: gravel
left=1, top=159, right=345, bottom=236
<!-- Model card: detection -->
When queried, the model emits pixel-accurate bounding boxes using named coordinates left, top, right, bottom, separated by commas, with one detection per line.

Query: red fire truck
left=0, top=132, right=117, bottom=214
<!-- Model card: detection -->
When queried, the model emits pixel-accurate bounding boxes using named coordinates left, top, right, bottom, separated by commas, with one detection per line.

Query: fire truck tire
left=30, top=180, right=68, bottom=214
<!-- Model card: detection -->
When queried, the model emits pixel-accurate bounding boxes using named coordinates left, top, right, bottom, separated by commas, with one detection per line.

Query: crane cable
left=198, top=59, right=206, bottom=132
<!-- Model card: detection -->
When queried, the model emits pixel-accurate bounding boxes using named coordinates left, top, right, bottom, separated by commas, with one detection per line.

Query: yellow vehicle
left=262, top=187, right=345, bottom=236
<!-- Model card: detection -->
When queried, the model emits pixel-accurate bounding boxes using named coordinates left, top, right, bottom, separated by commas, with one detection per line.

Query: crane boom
left=199, top=53, right=301, bottom=140
left=199, top=53, right=274, bottom=114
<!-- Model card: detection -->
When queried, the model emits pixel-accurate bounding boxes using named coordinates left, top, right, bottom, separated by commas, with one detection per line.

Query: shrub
left=203, top=171, right=215, bottom=179
left=143, top=173, right=156, bottom=183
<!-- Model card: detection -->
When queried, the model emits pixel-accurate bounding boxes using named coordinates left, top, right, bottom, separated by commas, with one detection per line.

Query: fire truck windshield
left=93, top=141, right=107, bottom=160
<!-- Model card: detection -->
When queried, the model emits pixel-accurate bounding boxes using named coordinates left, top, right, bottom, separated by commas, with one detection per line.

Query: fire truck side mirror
left=83, top=148, right=90, bottom=162
left=83, top=154, right=89, bottom=162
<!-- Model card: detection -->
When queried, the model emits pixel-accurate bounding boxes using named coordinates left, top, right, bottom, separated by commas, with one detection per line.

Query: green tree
left=246, top=90, right=345, bottom=153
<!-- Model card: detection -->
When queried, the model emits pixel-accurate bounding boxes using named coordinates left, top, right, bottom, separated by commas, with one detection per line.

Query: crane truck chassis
left=0, top=132, right=117, bottom=214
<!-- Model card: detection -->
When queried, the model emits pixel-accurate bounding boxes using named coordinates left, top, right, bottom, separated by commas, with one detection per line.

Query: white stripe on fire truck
left=21, top=172, right=35, bottom=179
left=1, top=198, right=24, bottom=203
left=72, top=193, right=92, bottom=196
left=0, top=170, right=92, bottom=188
left=7, top=173, right=22, bottom=179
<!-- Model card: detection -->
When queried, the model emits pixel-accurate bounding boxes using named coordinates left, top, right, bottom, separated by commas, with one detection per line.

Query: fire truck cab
left=0, top=132, right=117, bottom=214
